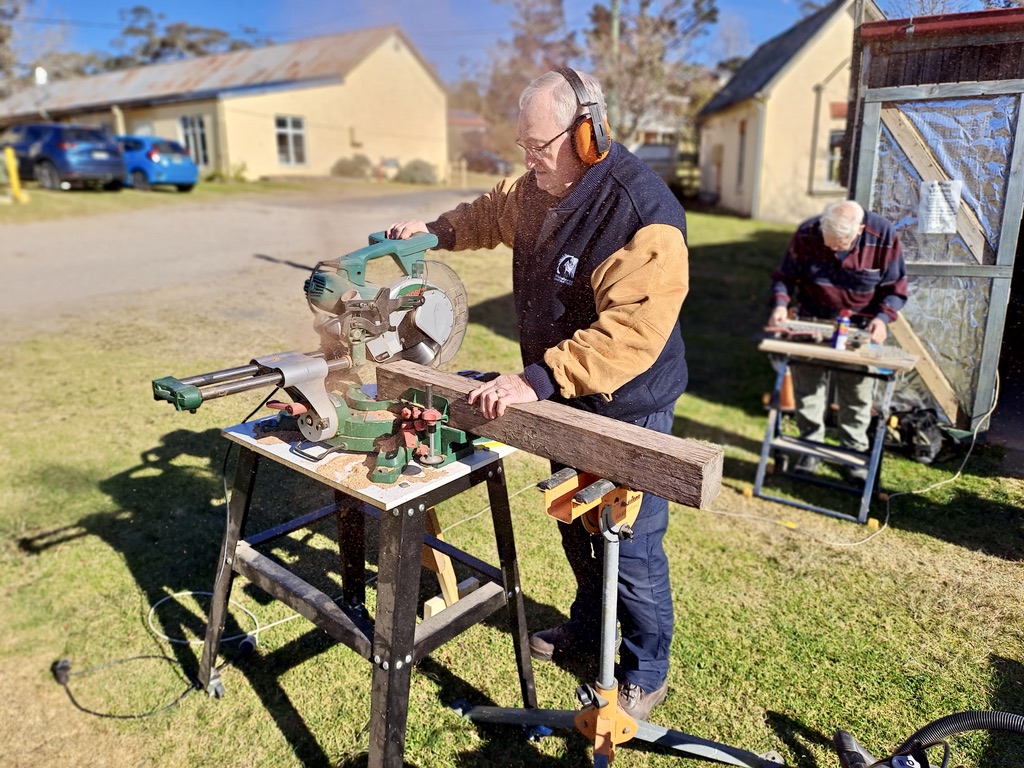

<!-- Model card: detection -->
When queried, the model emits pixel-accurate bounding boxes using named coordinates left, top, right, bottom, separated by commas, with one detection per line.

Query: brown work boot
left=529, top=623, right=596, bottom=661
left=617, top=679, right=668, bottom=722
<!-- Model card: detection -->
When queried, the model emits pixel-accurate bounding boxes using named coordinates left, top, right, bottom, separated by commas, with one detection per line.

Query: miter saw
left=152, top=231, right=480, bottom=483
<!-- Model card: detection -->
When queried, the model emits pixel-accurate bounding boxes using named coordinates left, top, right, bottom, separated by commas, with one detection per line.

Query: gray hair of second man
left=519, top=69, right=607, bottom=131
left=820, top=200, right=866, bottom=238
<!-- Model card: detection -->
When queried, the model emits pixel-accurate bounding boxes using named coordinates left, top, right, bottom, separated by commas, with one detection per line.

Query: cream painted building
left=0, top=26, right=449, bottom=182
left=697, top=0, right=883, bottom=224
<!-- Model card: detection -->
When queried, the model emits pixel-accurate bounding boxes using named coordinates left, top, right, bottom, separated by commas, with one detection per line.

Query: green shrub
left=331, top=154, right=372, bottom=178
left=395, top=159, right=436, bottom=185
left=204, top=162, right=249, bottom=183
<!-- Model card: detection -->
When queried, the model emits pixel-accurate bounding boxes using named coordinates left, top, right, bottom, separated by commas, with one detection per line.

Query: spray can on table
left=832, top=310, right=851, bottom=350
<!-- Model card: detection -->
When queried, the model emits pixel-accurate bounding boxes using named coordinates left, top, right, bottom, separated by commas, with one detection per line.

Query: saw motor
left=152, top=231, right=476, bottom=483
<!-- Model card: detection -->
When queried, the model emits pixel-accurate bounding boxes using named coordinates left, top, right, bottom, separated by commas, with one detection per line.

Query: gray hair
left=519, top=69, right=607, bottom=130
left=821, top=200, right=865, bottom=238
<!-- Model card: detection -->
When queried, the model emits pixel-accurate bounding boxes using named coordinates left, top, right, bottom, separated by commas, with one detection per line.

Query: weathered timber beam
left=376, top=361, right=723, bottom=510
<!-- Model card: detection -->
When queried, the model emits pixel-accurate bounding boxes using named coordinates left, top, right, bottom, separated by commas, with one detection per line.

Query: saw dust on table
left=255, top=431, right=442, bottom=490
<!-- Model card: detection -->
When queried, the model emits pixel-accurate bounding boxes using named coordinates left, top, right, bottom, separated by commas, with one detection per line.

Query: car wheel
left=104, top=180, right=123, bottom=191
left=131, top=170, right=151, bottom=191
left=175, top=184, right=194, bottom=193
left=36, top=161, right=61, bottom=190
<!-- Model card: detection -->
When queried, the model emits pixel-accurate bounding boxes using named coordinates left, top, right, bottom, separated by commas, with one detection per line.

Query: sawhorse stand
left=753, top=339, right=917, bottom=524
left=458, top=469, right=785, bottom=767
left=196, top=419, right=537, bottom=768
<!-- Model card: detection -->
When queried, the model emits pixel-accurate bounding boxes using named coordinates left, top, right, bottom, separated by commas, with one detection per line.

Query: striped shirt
left=770, top=210, right=908, bottom=326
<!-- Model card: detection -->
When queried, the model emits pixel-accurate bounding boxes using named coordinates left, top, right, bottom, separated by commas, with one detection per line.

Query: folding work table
left=753, top=339, right=918, bottom=524
left=197, top=419, right=537, bottom=768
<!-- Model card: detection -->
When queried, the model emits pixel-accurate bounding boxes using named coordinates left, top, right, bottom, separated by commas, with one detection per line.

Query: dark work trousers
left=555, top=408, right=674, bottom=692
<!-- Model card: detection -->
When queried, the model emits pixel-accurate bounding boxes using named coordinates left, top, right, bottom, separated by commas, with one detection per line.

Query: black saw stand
left=456, top=469, right=786, bottom=768
left=197, top=418, right=536, bottom=768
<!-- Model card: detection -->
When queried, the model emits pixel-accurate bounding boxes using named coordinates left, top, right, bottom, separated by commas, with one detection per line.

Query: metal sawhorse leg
left=753, top=355, right=899, bottom=524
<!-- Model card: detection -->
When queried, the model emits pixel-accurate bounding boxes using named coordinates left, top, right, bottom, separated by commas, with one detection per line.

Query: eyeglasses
left=517, top=127, right=570, bottom=159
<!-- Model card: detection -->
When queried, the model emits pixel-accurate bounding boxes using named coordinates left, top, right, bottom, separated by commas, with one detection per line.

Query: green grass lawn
left=1, top=188, right=1022, bottom=768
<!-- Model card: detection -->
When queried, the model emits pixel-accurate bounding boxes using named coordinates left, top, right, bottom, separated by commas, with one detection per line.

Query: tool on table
left=765, top=317, right=871, bottom=348
left=152, top=231, right=482, bottom=483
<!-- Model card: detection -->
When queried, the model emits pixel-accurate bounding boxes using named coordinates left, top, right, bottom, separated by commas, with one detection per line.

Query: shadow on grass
left=786, top=654, right=1024, bottom=767
left=18, top=427, right=348, bottom=766
left=982, top=655, right=1024, bottom=765
left=20, top=424, right=601, bottom=766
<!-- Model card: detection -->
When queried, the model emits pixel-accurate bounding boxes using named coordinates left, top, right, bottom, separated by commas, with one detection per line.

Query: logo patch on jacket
left=555, top=253, right=578, bottom=285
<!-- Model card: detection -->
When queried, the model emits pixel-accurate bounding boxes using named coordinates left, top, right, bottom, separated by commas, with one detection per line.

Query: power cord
left=49, top=390, right=284, bottom=720
left=50, top=656, right=196, bottom=720
left=850, top=370, right=1001, bottom=547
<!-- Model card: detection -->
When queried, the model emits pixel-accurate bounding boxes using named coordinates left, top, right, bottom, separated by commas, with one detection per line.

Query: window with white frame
left=275, top=115, right=306, bottom=165
left=179, top=114, right=208, bottom=165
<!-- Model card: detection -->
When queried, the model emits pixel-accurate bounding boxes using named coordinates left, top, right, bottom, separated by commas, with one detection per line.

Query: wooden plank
left=919, top=47, right=945, bottom=85
left=941, top=47, right=964, bottom=84
left=906, top=263, right=1011, bottom=278
left=375, top=361, right=723, bottom=510
left=902, top=50, right=923, bottom=87
left=869, top=51, right=891, bottom=89
left=855, top=100, right=882, bottom=207
left=979, top=43, right=1009, bottom=81
left=421, top=507, right=460, bottom=609
left=888, top=315, right=965, bottom=428
left=879, top=107, right=988, bottom=263
left=757, top=338, right=919, bottom=371
left=864, top=78, right=1024, bottom=102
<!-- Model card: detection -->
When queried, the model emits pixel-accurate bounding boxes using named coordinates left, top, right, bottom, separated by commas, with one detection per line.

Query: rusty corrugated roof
left=0, top=25, right=433, bottom=120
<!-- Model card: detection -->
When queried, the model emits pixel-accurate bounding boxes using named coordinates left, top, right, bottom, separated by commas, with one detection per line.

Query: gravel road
left=1, top=187, right=481, bottom=339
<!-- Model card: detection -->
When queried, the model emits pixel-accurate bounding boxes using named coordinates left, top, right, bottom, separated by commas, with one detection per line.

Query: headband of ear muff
left=555, top=67, right=611, bottom=165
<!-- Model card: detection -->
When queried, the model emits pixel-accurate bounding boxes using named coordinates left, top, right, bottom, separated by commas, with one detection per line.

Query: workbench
left=753, top=338, right=918, bottom=524
left=197, top=418, right=537, bottom=768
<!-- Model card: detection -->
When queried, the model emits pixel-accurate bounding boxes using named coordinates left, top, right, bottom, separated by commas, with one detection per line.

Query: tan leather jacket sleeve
left=543, top=223, right=689, bottom=399
left=433, top=177, right=525, bottom=250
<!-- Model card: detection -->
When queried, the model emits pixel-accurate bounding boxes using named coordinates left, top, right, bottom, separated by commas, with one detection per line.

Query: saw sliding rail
left=153, top=351, right=352, bottom=411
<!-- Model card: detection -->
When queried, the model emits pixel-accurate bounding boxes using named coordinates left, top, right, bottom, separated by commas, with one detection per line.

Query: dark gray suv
left=0, top=122, right=126, bottom=190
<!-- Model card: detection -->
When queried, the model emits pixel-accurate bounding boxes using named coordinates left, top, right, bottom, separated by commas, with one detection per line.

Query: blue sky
left=17, top=0, right=807, bottom=82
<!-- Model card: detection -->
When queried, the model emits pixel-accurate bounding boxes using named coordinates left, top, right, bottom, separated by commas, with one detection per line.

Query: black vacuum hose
left=893, top=710, right=1024, bottom=756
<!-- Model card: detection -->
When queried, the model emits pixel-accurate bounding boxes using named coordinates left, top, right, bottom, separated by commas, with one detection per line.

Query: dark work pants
left=556, top=408, right=674, bottom=692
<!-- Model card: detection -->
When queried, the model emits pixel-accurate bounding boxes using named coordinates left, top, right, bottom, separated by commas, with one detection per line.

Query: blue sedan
left=118, top=135, right=199, bottom=192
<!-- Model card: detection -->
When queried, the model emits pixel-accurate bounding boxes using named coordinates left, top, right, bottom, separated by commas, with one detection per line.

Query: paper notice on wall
left=918, top=179, right=962, bottom=234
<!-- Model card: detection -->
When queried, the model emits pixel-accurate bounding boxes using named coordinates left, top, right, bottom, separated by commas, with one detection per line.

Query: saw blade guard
left=384, top=260, right=469, bottom=367
left=305, top=231, right=469, bottom=369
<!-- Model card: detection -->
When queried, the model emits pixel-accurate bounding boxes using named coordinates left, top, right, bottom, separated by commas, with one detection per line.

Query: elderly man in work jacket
left=387, top=68, right=689, bottom=722
left=768, top=199, right=908, bottom=482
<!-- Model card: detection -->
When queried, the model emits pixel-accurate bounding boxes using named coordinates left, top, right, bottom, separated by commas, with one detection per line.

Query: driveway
left=0, top=186, right=483, bottom=339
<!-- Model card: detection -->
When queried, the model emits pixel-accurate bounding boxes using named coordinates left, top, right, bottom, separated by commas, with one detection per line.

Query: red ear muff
left=570, top=114, right=612, bottom=165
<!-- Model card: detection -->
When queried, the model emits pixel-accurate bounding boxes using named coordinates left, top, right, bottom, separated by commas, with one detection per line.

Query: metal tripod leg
left=460, top=479, right=786, bottom=767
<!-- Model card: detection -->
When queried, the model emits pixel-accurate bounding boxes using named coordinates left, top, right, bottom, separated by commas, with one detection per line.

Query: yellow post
left=4, top=147, right=27, bottom=203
